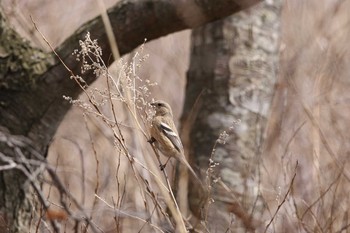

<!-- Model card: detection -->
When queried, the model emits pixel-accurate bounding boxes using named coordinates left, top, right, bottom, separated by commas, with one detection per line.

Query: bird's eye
left=157, top=103, right=162, bottom=107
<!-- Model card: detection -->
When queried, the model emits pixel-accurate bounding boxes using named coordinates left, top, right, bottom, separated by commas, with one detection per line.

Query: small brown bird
left=149, top=100, right=199, bottom=180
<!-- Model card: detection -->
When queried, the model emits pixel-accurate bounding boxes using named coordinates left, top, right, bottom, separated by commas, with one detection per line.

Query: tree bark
left=0, top=0, right=262, bottom=151
left=182, top=0, right=282, bottom=230
left=0, top=0, right=262, bottom=231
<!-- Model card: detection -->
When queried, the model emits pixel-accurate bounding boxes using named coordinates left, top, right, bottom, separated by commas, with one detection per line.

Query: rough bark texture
left=0, top=0, right=262, bottom=231
left=182, top=0, right=282, bottom=231
left=0, top=0, right=262, bottom=151
left=0, top=128, right=36, bottom=233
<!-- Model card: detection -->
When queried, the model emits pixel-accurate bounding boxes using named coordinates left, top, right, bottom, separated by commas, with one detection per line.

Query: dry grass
left=3, top=0, right=350, bottom=232
left=262, top=1, right=350, bottom=232
left=41, top=32, right=194, bottom=232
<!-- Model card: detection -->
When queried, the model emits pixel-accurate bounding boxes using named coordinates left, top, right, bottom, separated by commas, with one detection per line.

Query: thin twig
left=264, top=161, right=298, bottom=233
left=95, top=194, right=165, bottom=233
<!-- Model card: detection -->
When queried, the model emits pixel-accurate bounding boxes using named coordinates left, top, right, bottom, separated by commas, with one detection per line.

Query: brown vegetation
left=2, top=0, right=350, bottom=232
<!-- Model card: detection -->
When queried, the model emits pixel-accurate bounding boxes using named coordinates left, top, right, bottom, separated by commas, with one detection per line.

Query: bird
left=149, top=100, right=200, bottom=181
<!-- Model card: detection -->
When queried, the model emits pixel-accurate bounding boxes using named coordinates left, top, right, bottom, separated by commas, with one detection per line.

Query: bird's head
left=151, top=100, right=173, bottom=117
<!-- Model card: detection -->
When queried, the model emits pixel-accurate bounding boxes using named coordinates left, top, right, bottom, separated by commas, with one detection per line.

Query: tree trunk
left=182, top=0, right=282, bottom=231
left=0, top=0, right=262, bottom=231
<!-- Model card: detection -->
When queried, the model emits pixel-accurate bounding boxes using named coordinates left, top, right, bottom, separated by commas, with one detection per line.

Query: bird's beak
left=150, top=102, right=156, bottom=107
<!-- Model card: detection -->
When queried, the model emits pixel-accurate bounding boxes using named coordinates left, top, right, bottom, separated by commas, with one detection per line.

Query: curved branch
left=0, top=0, right=261, bottom=151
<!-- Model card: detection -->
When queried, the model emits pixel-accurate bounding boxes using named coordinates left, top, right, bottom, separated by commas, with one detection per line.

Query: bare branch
left=264, top=161, right=298, bottom=233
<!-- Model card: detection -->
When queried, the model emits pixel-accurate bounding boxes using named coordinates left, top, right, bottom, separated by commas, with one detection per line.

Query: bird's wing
left=160, top=122, right=183, bottom=153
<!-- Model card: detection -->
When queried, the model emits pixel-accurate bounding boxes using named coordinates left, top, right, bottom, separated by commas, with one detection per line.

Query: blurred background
left=3, top=0, right=350, bottom=232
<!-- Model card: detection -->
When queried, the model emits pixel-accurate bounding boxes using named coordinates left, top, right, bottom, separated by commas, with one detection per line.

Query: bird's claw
left=148, top=137, right=156, bottom=144
left=159, top=164, right=166, bottom=171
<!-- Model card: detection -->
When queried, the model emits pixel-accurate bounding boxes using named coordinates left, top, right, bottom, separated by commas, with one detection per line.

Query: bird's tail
left=179, top=155, right=203, bottom=186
